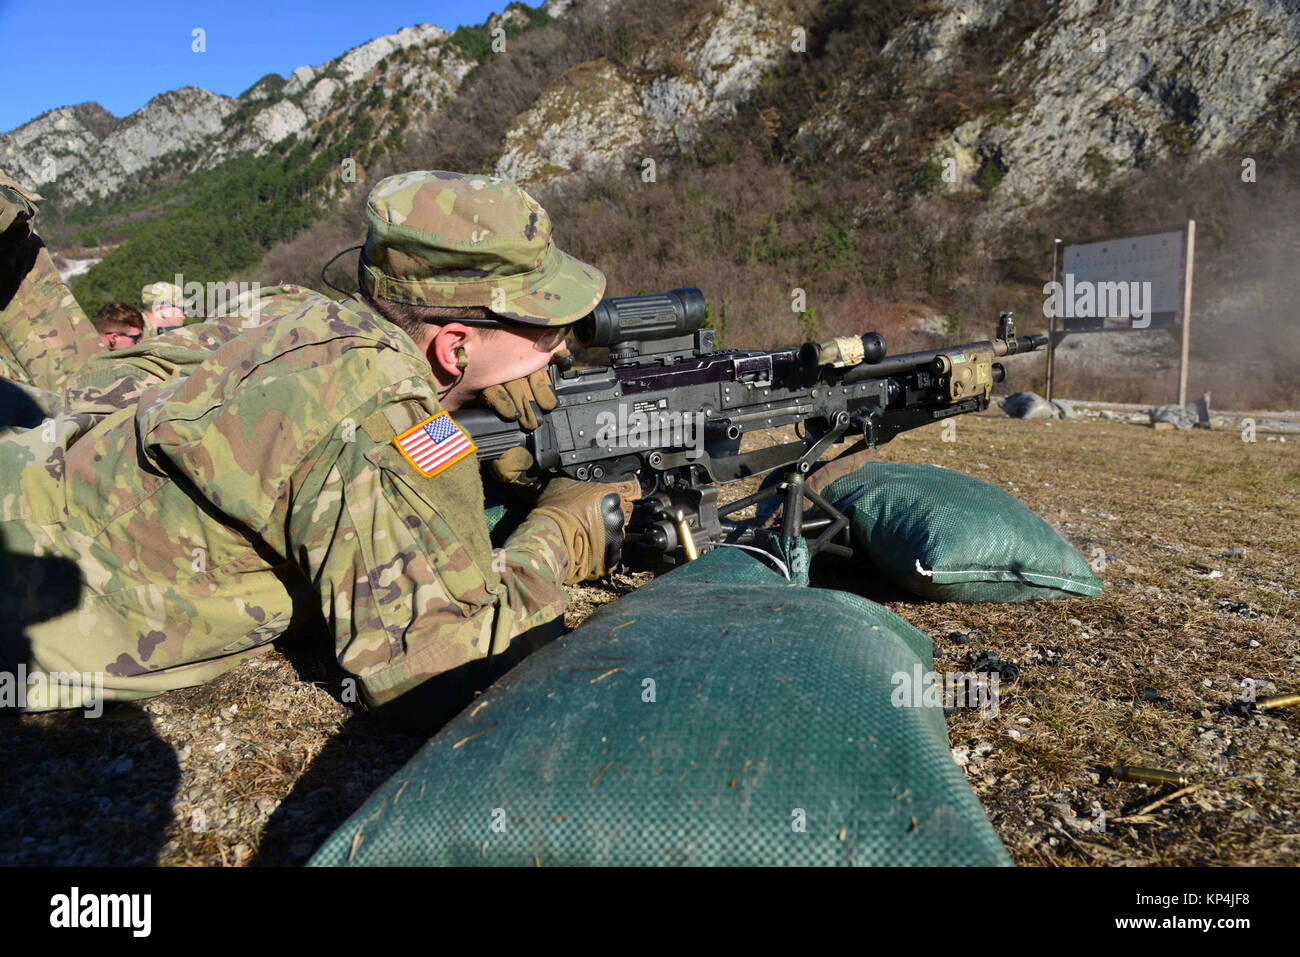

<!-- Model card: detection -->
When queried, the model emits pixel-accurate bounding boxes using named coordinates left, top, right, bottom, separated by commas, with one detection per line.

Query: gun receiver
left=459, top=290, right=1046, bottom=570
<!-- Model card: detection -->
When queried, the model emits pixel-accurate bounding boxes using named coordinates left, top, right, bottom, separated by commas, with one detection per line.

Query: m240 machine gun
left=456, top=288, right=1046, bottom=570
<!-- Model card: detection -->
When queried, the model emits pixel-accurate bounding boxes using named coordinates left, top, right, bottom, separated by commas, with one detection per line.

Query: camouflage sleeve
left=60, top=323, right=246, bottom=415
left=0, top=232, right=103, bottom=392
left=287, top=401, right=571, bottom=726
left=58, top=284, right=324, bottom=415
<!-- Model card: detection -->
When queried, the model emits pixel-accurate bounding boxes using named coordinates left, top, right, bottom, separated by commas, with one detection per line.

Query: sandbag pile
left=309, top=547, right=1011, bottom=867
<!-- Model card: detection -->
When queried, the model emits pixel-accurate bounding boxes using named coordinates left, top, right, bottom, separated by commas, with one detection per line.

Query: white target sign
left=1051, top=229, right=1186, bottom=330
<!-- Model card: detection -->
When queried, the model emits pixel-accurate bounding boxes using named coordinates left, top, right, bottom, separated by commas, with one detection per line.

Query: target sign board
left=1045, top=221, right=1196, bottom=405
left=1055, top=229, right=1186, bottom=331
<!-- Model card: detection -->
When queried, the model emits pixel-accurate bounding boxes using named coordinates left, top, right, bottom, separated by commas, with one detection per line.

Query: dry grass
left=1, top=409, right=1296, bottom=866
left=806, top=411, right=1300, bottom=866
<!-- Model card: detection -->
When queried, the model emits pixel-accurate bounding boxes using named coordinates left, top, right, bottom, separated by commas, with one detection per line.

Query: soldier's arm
left=286, top=406, right=572, bottom=730
left=59, top=285, right=321, bottom=415
left=0, top=232, right=103, bottom=393
left=59, top=324, right=245, bottom=415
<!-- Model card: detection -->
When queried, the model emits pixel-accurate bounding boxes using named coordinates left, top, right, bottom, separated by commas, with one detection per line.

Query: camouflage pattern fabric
left=0, top=170, right=42, bottom=237
left=140, top=281, right=184, bottom=310
left=0, top=233, right=103, bottom=392
left=0, top=272, right=573, bottom=720
left=359, top=170, right=606, bottom=326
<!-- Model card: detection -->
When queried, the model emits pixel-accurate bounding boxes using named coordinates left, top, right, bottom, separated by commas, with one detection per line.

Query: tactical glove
left=486, top=445, right=537, bottom=486
left=531, top=475, right=641, bottom=583
left=0, top=170, right=42, bottom=241
left=482, top=366, right=557, bottom=432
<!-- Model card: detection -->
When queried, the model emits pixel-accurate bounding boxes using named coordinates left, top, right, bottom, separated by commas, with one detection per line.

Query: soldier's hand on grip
left=531, top=475, right=641, bottom=584
left=486, top=445, right=538, bottom=487
left=482, top=366, right=556, bottom=432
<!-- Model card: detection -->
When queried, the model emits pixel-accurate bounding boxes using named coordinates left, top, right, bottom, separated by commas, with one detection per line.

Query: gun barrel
left=840, top=333, right=1047, bottom=384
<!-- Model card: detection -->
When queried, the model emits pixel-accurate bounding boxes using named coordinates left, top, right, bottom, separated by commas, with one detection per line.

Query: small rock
left=1149, top=404, right=1198, bottom=429
left=1214, top=599, right=1254, bottom=617
left=1099, top=410, right=1117, bottom=420
left=1000, top=391, right=1056, bottom=420
left=972, top=651, right=1022, bottom=683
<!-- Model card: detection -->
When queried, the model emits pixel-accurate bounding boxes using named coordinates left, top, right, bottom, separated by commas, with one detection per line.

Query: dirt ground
left=2, top=406, right=1296, bottom=866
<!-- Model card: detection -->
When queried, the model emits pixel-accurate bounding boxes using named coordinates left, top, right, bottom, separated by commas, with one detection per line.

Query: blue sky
left=0, top=0, right=509, bottom=132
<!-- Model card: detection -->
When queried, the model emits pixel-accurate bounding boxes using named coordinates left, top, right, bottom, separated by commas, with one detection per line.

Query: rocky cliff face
left=795, top=0, right=1300, bottom=203
left=0, top=103, right=117, bottom=194
left=496, top=0, right=796, bottom=186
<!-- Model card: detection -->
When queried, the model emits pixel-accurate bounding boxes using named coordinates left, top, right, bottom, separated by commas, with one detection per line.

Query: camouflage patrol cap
left=141, top=281, right=184, bottom=310
left=358, top=170, right=606, bottom=327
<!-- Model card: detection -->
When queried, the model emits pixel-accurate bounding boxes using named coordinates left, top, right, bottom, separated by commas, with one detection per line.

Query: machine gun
left=456, top=288, right=1046, bottom=570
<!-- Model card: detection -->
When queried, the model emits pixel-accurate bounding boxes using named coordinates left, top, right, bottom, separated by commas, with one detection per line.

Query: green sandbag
left=482, top=478, right=533, bottom=546
left=309, top=546, right=1010, bottom=866
left=820, top=462, right=1102, bottom=602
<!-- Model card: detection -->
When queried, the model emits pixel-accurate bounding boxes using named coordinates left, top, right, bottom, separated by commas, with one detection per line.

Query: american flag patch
left=392, top=412, right=476, bottom=477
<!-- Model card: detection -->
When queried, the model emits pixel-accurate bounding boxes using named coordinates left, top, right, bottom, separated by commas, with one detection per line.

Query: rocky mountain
left=4, top=0, right=1296, bottom=405
left=15, top=0, right=1297, bottom=216
left=497, top=0, right=795, bottom=184
left=0, top=102, right=118, bottom=193
left=795, top=0, right=1300, bottom=202
left=0, top=12, right=499, bottom=206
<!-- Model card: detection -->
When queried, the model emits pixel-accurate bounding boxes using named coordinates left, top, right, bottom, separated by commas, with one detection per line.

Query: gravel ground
left=1, top=407, right=1295, bottom=866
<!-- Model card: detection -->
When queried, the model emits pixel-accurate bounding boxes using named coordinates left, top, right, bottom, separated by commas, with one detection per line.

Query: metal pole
left=1046, top=238, right=1061, bottom=402
left=1177, top=220, right=1195, bottom=407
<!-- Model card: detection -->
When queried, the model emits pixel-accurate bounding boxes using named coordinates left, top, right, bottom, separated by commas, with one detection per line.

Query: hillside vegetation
left=23, top=0, right=1300, bottom=408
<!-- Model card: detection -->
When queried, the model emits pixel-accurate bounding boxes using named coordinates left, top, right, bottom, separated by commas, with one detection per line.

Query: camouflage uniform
left=0, top=233, right=102, bottom=392
left=0, top=170, right=608, bottom=726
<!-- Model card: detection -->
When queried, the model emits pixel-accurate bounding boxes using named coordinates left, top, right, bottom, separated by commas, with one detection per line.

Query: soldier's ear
left=427, top=324, right=472, bottom=380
